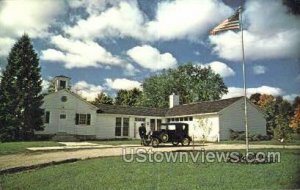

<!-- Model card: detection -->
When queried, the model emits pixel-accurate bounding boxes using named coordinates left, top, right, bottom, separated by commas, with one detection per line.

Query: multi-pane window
left=123, top=118, right=129, bottom=136
left=166, top=117, right=193, bottom=122
left=44, top=111, right=50, bottom=124
left=157, top=119, right=162, bottom=131
left=75, top=114, right=91, bottom=125
left=150, top=119, right=155, bottom=131
left=115, top=117, right=122, bottom=136
left=60, top=114, right=66, bottom=119
left=115, top=117, right=130, bottom=137
left=135, top=118, right=145, bottom=121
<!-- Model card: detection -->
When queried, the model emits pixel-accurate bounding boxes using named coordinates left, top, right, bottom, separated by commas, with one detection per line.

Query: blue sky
left=0, top=0, right=299, bottom=101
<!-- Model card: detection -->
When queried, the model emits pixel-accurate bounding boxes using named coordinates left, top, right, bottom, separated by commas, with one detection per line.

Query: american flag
left=210, top=9, right=240, bottom=35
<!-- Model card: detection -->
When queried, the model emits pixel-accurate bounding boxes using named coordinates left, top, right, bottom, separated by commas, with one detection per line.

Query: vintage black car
left=150, top=123, right=192, bottom=147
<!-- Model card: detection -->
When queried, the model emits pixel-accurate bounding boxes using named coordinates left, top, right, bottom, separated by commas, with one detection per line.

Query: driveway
left=0, top=143, right=299, bottom=173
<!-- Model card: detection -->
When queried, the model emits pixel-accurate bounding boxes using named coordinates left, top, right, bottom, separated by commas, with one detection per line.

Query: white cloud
left=283, top=94, right=300, bottom=103
left=104, top=78, right=141, bottom=90
left=198, top=61, right=235, bottom=78
left=123, top=64, right=140, bottom=76
left=146, top=0, right=232, bottom=41
left=222, top=86, right=284, bottom=99
left=65, top=0, right=233, bottom=42
left=41, top=79, right=50, bottom=93
left=253, top=65, right=267, bottom=75
left=65, top=0, right=146, bottom=40
left=127, top=45, right=177, bottom=71
left=0, top=37, right=15, bottom=56
left=72, top=81, right=103, bottom=101
left=41, top=35, right=123, bottom=69
left=0, top=0, right=65, bottom=38
left=67, top=0, right=121, bottom=15
left=209, top=0, right=300, bottom=61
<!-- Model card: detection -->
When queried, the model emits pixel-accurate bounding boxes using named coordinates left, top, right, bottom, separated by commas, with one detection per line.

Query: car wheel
left=160, top=133, right=169, bottom=143
left=152, top=138, right=160, bottom=147
left=181, top=138, right=190, bottom=146
left=172, top=140, right=179, bottom=146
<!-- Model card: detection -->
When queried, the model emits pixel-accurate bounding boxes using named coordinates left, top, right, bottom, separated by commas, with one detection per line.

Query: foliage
left=273, top=114, right=293, bottom=140
left=0, top=34, right=44, bottom=142
left=91, top=92, right=113, bottom=106
left=229, top=129, right=270, bottom=141
left=249, top=93, right=261, bottom=105
left=140, top=63, right=228, bottom=108
left=197, top=117, right=213, bottom=143
left=282, top=0, right=300, bottom=15
left=253, top=94, right=293, bottom=137
left=115, top=88, right=142, bottom=106
left=292, top=96, right=300, bottom=110
left=290, top=104, right=300, bottom=133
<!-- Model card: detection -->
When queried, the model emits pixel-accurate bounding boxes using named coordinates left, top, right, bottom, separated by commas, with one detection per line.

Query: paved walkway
left=1, top=143, right=299, bottom=172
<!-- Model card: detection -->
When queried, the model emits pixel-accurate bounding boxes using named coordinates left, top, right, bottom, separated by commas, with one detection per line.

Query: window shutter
left=75, top=114, right=79, bottom=125
left=87, top=114, right=91, bottom=125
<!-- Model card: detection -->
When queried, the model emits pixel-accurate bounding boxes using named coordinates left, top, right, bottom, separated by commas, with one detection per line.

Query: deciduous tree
left=91, top=92, right=113, bottom=106
left=140, top=63, right=228, bottom=108
left=115, top=88, right=142, bottom=106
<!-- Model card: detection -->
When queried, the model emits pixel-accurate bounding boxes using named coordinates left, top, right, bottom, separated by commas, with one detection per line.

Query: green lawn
left=0, top=141, right=63, bottom=155
left=1, top=149, right=299, bottom=190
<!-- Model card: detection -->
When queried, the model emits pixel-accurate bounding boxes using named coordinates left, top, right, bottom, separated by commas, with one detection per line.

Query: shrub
left=229, top=129, right=270, bottom=141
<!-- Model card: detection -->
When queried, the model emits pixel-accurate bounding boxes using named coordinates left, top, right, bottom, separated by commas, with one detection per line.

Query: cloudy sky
left=0, top=0, right=299, bottom=101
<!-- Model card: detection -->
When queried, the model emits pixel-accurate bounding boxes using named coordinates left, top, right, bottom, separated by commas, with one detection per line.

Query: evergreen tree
left=0, top=34, right=44, bottom=141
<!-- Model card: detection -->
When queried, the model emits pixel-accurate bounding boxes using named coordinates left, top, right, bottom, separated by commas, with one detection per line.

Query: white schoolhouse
left=36, top=76, right=267, bottom=142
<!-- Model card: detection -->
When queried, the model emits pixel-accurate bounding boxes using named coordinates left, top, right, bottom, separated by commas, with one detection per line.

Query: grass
left=0, top=149, right=299, bottom=190
left=0, top=141, right=63, bottom=155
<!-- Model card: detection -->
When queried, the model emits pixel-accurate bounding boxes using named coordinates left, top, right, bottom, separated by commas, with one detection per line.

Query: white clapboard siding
left=193, top=114, right=220, bottom=142
left=172, top=115, right=219, bottom=142
left=38, top=90, right=97, bottom=136
left=95, top=114, right=165, bottom=139
left=219, top=98, right=266, bottom=140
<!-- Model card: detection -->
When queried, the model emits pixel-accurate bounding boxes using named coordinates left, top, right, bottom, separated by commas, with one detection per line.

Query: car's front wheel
left=152, top=138, right=160, bottom=147
left=181, top=138, right=190, bottom=146
left=160, top=133, right=169, bottom=143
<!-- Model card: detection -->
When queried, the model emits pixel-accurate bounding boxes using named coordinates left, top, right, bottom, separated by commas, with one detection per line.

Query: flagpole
left=240, top=5, right=249, bottom=155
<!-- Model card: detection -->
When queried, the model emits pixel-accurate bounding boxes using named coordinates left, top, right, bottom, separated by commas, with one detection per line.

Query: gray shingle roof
left=96, top=104, right=168, bottom=117
left=96, top=97, right=243, bottom=117
left=165, top=96, right=243, bottom=116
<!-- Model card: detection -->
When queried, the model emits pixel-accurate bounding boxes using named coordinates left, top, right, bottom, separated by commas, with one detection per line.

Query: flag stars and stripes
left=210, top=9, right=240, bottom=35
